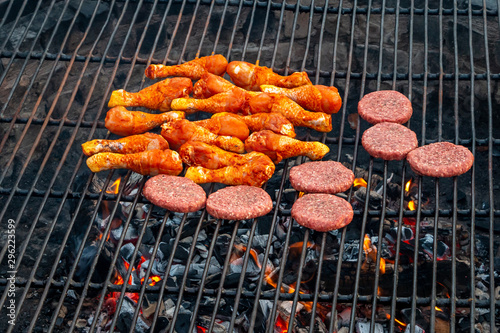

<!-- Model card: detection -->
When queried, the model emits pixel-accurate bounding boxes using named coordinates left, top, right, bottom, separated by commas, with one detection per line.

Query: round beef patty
left=289, top=161, right=354, bottom=194
left=206, top=185, right=273, bottom=220
left=362, top=122, right=418, bottom=160
left=407, top=142, right=474, bottom=177
left=291, top=193, right=354, bottom=232
left=143, top=175, right=206, bottom=213
left=358, top=90, right=413, bottom=124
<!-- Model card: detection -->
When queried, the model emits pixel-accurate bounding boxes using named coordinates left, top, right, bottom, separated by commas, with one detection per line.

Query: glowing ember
left=106, top=177, right=122, bottom=194
left=298, top=191, right=305, bottom=198
left=197, top=326, right=207, bottom=333
left=353, top=177, right=367, bottom=187
left=435, top=306, right=443, bottom=312
left=275, top=315, right=288, bottom=333
left=408, top=200, right=417, bottom=211
left=405, top=179, right=412, bottom=192
left=362, top=234, right=386, bottom=274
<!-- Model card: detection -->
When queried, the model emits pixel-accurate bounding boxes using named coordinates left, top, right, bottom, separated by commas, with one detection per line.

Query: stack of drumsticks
left=82, top=55, right=342, bottom=187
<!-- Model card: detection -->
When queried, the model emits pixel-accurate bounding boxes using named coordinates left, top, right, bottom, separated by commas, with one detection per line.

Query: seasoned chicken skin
left=86, top=149, right=183, bottom=176
left=145, top=55, right=228, bottom=80
left=82, top=133, right=169, bottom=156
left=244, top=130, right=330, bottom=163
left=105, top=106, right=185, bottom=136
left=260, top=84, right=342, bottom=114
left=226, top=61, right=312, bottom=91
left=108, top=77, right=192, bottom=111
left=181, top=142, right=275, bottom=187
left=171, top=87, right=254, bottom=114
left=194, top=113, right=250, bottom=141
left=193, top=72, right=236, bottom=98
left=245, top=93, right=332, bottom=132
left=161, top=119, right=245, bottom=153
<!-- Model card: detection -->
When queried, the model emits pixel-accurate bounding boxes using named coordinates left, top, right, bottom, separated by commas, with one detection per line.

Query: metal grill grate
left=1, top=0, right=499, bottom=332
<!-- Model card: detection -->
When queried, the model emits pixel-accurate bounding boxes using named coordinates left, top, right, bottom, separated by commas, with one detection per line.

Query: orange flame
left=362, top=234, right=386, bottom=274
left=107, top=178, right=121, bottom=194
left=275, top=315, right=288, bottom=333
left=435, top=306, right=443, bottom=312
left=354, top=178, right=367, bottom=187
left=408, top=200, right=417, bottom=211
left=386, top=314, right=407, bottom=327
left=405, top=179, right=412, bottom=192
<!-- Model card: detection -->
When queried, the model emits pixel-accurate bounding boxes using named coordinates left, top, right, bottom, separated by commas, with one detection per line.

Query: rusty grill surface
left=1, top=0, right=500, bottom=332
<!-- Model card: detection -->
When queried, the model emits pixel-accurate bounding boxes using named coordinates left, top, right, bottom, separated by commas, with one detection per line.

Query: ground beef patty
left=289, top=161, right=354, bottom=194
left=362, top=122, right=418, bottom=160
left=291, top=193, right=353, bottom=232
left=143, top=175, right=206, bottom=213
left=407, top=142, right=474, bottom=177
left=358, top=90, right=412, bottom=124
left=206, top=185, right=273, bottom=220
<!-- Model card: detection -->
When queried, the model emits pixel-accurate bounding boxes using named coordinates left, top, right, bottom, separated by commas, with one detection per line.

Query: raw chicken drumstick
left=194, top=113, right=250, bottom=141
left=86, top=149, right=183, bottom=176
left=244, top=130, right=330, bottom=163
left=171, top=87, right=255, bottom=114
left=105, top=106, right=185, bottom=136
left=245, top=93, right=332, bottom=132
left=260, top=84, right=342, bottom=114
left=161, top=119, right=245, bottom=153
left=180, top=142, right=275, bottom=187
left=145, top=55, right=228, bottom=80
left=193, top=72, right=236, bottom=98
left=82, top=133, right=169, bottom=156
left=108, top=77, right=192, bottom=111
left=226, top=61, right=312, bottom=91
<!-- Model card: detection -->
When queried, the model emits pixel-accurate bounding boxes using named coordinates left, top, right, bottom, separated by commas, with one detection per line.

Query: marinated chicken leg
left=194, top=113, right=250, bottom=140
left=245, top=93, right=332, bottom=132
left=260, top=84, right=342, bottom=114
left=179, top=141, right=258, bottom=168
left=82, top=133, right=169, bottom=156
left=184, top=151, right=275, bottom=187
left=105, top=106, right=185, bottom=136
left=241, top=112, right=295, bottom=138
left=171, top=87, right=253, bottom=114
left=226, top=61, right=312, bottom=91
left=108, top=77, right=192, bottom=111
left=193, top=72, right=237, bottom=98
left=161, top=119, right=245, bottom=153
left=86, top=149, right=183, bottom=176
left=145, top=55, right=228, bottom=80
left=244, top=130, right=330, bottom=163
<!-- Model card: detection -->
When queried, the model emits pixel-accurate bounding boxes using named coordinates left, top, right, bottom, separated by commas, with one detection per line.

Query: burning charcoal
left=338, top=307, right=352, bottom=326
left=115, top=297, right=135, bottom=332
left=278, top=301, right=304, bottom=322
left=475, top=288, right=490, bottom=300
left=404, top=325, right=425, bottom=333
left=417, top=234, right=450, bottom=260
left=110, top=223, right=140, bottom=243
left=174, top=303, right=193, bottom=333
left=355, top=321, right=384, bottom=333
left=120, top=242, right=140, bottom=263
left=354, top=187, right=384, bottom=209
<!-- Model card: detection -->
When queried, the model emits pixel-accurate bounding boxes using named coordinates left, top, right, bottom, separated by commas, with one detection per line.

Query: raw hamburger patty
left=358, top=90, right=413, bottom=124
left=362, top=122, right=418, bottom=160
left=291, top=193, right=354, bottom=232
left=407, top=142, right=474, bottom=177
left=289, top=161, right=354, bottom=194
left=206, top=185, right=273, bottom=220
left=143, top=175, right=206, bottom=213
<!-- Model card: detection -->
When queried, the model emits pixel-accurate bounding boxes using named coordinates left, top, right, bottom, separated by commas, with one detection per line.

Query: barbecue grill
left=1, top=0, right=499, bottom=332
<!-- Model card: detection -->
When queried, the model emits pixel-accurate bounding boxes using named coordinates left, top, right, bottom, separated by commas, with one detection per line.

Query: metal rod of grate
left=0, top=0, right=499, bottom=332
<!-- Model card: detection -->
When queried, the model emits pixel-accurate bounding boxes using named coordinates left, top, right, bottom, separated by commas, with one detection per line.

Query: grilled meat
left=145, top=55, right=228, bottom=80
left=82, top=133, right=169, bottom=156
left=226, top=61, right=312, bottom=91
left=161, top=119, right=245, bottom=153
left=86, top=149, right=183, bottom=176
left=244, top=130, right=330, bottom=163
left=105, top=106, right=185, bottom=136
left=108, top=77, right=192, bottom=111
left=260, top=84, right=342, bottom=114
